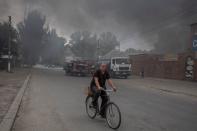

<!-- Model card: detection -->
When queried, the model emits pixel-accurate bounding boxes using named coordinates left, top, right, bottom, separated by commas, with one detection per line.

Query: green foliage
left=17, top=10, right=46, bottom=65
left=125, top=48, right=148, bottom=55
left=17, top=10, right=66, bottom=65
left=68, top=31, right=119, bottom=59
left=69, top=31, right=97, bottom=59
left=0, top=22, right=19, bottom=56
left=42, top=29, right=66, bottom=65
left=99, top=32, right=120, bottom=55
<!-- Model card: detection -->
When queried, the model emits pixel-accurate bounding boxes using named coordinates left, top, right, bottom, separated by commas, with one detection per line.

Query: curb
left=150, top=86, right=197, bottom=98
left=0, top=74, right=31, bottom=131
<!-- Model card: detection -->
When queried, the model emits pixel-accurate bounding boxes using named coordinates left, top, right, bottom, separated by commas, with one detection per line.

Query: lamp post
left=8, top=16, right=11, bottom=73
left=97, top=40, right=100, bottom=63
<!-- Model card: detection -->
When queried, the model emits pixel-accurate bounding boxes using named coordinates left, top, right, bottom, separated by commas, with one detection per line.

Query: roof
left=101, top=49, right=128, bottom=59
left=191, top=23, right=197, bottom=26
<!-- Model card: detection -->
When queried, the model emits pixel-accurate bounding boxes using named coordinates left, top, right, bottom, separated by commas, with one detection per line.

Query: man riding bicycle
left=90, top=64, right=117, bottom=118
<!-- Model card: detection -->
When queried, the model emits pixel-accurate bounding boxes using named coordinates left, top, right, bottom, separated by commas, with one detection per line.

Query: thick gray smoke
left=0, top=0, right=197, bottom=53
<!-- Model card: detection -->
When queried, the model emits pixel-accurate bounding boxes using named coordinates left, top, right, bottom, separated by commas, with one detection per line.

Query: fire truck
left=63, top=60, right=90, bottom=76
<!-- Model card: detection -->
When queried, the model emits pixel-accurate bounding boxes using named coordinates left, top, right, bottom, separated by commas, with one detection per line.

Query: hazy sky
left=0, top=0, right=197, bottom=51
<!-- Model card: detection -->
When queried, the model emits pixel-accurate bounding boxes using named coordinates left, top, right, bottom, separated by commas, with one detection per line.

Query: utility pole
left=119, top=43, right=121, bottom=52
left=97, top=40, right=100, bottom=63
left=8, top=16, right=11, bottom=73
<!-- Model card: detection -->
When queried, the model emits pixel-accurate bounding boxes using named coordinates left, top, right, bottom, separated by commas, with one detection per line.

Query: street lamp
left=8, top=16, right=11, bottom=73
left=97, top=40, right=100, bottom=62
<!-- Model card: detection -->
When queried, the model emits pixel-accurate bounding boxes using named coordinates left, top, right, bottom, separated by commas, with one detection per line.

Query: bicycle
left=85, top=88, right=121, bottom=129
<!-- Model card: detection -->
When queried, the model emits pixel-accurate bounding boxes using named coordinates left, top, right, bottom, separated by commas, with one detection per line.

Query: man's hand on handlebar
left=97, top=86, right=102, bottom=91
left=97, top=86, right=117, bottom=92
left=112, top=86, right=117, bottom=92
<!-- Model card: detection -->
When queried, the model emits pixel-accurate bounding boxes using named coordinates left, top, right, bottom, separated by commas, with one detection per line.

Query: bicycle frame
left=97, top=88, right=114, bottom=113
left=86, top=87, right=121, bottom=129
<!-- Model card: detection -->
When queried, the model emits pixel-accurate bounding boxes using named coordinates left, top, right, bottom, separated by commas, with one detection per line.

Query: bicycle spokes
left=86, top=96, right=97, bottom=119
left=109, top=104, right=115, bottom=117
left=85, top=96, right=121, bottom=129
left=106, top=103, right=121, bottom=129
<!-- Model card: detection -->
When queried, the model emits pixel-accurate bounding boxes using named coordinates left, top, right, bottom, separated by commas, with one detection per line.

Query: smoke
left=0, top=0, right=9, bottom=16
left=0, top=0, right=197, bottom=52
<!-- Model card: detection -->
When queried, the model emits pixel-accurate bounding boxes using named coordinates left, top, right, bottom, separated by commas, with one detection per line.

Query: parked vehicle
left=63, top=60, right=89, bottom=76
left=99, top=57, right=131, bottom=78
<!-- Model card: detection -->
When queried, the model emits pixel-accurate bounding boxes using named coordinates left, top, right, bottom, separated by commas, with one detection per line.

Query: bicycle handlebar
left=100, top=87, right=114, bottom=92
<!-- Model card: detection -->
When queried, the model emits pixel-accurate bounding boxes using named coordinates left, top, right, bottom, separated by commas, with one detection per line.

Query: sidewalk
left=128, top=76, right=197, bottom=97
left=0, top=68, right=30, bottom=123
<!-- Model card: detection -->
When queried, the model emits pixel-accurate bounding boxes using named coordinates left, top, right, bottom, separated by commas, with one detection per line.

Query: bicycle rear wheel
left=85, top=96, right=97, bottom=119
left=105, top=102, right=121, bottom=129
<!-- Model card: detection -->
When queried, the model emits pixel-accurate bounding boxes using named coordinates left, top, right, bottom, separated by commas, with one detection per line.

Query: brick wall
left=194, top=60, right=197, bottom=81
left=193, top=60, right=197, bottom=81
left=130, top=52, right=197, bottom=81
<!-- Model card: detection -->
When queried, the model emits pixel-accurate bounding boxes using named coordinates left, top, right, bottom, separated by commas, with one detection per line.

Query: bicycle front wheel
left=85, top=96, right=97, bottom=119
left=105, top=102, right=121, bottom=129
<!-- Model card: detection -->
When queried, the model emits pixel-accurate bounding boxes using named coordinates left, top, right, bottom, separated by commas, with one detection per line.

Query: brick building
left=130, top=53, right=197, bottom=81
left=130, top=23, right=197, bottom=81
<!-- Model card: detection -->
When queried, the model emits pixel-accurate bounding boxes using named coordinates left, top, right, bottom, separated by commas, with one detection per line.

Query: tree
left=99, top=32, right=120, bottom=56
left=69, top=31, right=97, bottom=59
left=68, top=31, right=120, bottom=59
left=0, top=22, right=19, bottom=57
left=17, top=10, right=46, bottom=65
left=124, top=48, right=148, bottom=55
left=42, top=29, right=66, bottom=65
left=0, top=22, right=20, bottom=69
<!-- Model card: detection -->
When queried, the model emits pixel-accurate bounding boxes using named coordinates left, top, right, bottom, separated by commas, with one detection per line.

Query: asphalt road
left=13, top=69, right=197, bottom=131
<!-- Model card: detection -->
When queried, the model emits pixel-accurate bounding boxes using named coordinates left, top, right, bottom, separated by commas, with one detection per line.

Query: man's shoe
left=100, top=113, right=106, bottom=118
left=100, top=115, right=106, bottom=119
left=91, top=102, right=97, bottom=109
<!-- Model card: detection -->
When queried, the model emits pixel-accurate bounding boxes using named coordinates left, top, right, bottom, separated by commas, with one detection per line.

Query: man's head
left=100, top=64, right=107, bottom=72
